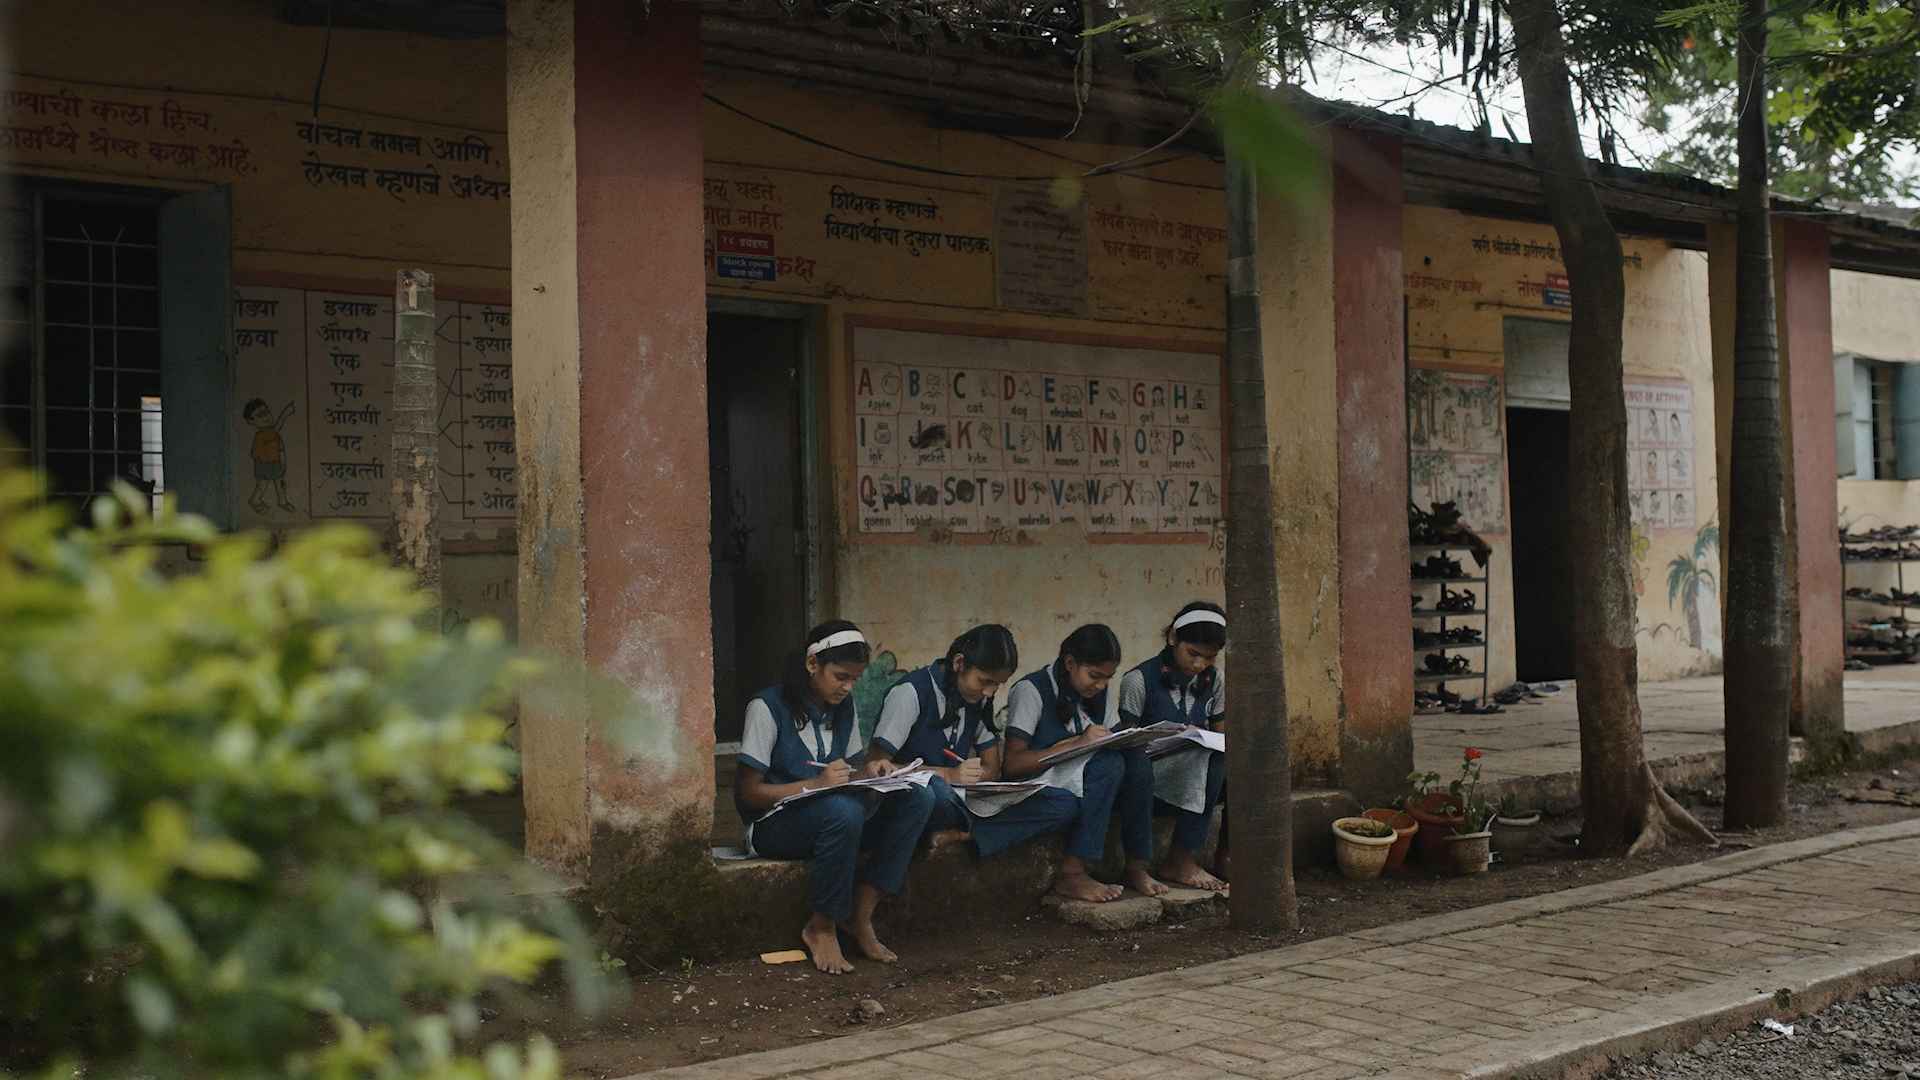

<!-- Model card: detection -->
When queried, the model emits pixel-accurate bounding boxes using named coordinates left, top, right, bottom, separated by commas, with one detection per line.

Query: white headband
left=806, top=629, right=867, bottom=657
left=1173, top=610, right=1227, bottom=631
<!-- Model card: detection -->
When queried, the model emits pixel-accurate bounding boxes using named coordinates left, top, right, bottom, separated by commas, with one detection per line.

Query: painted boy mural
left=243, top=397, right=297, bottom=514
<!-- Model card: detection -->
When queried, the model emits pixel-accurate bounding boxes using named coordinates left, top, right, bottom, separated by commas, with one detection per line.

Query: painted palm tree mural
left=1667, top=522, right=1721, bottom=649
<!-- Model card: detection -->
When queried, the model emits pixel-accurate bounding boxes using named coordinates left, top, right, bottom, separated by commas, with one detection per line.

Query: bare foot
left=927, top=829, right=970, bottom=851
left=1052, top=868, right=1123, bottom=903
left=1158, top=853, right=1228, bottom=891
left=846, top=919, right=897, bottom=963
left=1124, top=863, right=1170, bottom=897
left=801, top=922, right=853, bottom=974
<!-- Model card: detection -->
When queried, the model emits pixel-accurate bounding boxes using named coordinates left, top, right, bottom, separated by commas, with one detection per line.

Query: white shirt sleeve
left=739, top=698, right=778, bottom=772
left=1100, top=680, right=1122, bottom=728
left=1118, top=668, right=1147, bottom=726
left=1209, top=670, right=1226, bottom=719
left=1005, top=679, right=1042, bottom=739
left=871, top=682, right=920, bottom=756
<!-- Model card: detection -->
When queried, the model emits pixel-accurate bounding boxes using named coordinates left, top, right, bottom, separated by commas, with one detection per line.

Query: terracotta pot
left=1331, top=817, right=1396, bottom=881
left=1491, top=812, right=1542, bottom=858
left=1447, top=830, right=1493, bottom=875
left=1362, top=808, right=1419, bottom=872
left=1406, top=792, right=1464, bottom=868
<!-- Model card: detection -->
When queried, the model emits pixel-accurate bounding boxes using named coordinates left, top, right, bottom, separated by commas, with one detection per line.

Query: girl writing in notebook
left=865, top=624, right=1018, bottom=848
left=734, top=620, right=936, bottom=974
left=1119, top=601, right=1229, bottom=890
left=1002, top=624, right=1167, bottom=902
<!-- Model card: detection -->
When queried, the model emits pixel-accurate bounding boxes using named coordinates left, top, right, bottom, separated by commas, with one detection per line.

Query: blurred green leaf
left=1210, top=87, right=1325, bottom=204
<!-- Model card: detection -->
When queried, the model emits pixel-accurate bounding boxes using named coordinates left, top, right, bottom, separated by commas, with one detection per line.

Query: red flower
left=1464, top=747, right=1484, bottom=761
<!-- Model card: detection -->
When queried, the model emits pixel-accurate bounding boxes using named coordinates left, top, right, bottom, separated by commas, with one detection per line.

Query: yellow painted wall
left=1404, top=207, right=1723, bottom=686
left=1834, top=269, right=1920, bottom=603
left=698, top=69, right=1235, bottom=709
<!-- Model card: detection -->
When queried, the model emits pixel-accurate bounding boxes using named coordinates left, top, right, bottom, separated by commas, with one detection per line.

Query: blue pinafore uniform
left=1002, top=662, right=1155, bottom=863
left=1119, top=651, right=1226, bottom=852
left=871, top=661, right=998, bottom=838
left=737, top=686, right=935, bottom=921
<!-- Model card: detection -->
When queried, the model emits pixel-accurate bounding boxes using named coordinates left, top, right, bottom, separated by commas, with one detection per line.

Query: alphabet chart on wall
left=850, top=324, right=1224, bottom=537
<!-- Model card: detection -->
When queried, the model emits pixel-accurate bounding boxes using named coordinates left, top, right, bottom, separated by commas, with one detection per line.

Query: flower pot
left=1406, top=792, right=1464, bottom=868
left=1331, top=817, right=1397, bottom=881
left=1362, top=808, right=1419, bottom=872
left=1491, top=812, right=1542, bottom=859
left=1446, top=830, right=1493, bottom=875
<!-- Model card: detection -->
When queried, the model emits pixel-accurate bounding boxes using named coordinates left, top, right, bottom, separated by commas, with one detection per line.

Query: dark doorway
left=1507, top=407, right=1575, bottom=683
left=708, top=313, right=809, bottom=741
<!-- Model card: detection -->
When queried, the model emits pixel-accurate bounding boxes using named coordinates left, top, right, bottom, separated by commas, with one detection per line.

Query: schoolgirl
left=1118, top=600, right=1229, bottom=890
left=866, top=624, right=1020, bottom=845
left=1001, top=624, right=1167, bottom=902
left=734, top=620, right=935, bottom=974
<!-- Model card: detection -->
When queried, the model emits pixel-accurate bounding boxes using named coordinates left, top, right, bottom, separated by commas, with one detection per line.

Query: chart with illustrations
left=851, top=325, right=1223, bottom=537
left=1409, top=367, right=1506, bottom=533
left=1625, top=381, right=1695, bottom=530
left=230, top=285, right=513, bottom=526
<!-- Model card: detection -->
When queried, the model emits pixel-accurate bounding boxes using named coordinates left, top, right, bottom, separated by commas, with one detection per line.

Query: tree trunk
left=1723, top=0, right=1791, bottom=829
left=1220, top=88, right=1296, bottom=932
left=1508, top=0, right=1713, bottom=857
left=392, top=269, right=442, bottom=625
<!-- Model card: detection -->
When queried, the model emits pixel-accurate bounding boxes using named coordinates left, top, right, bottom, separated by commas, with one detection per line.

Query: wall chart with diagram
left=230, top=285, right=514, bottom=527
left=1625, top=380, right=1696, bottom=530
left=851, top=325, right=1224, bottom=536
left=1408, top=367, right=1507, bottom=533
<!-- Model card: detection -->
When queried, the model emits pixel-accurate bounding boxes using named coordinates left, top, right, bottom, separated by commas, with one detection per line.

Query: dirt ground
left=498, top=760, right=1920, bottom=1080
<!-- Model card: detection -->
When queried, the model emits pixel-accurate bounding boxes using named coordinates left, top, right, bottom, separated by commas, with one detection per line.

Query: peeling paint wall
left=506, top=0, right=589, bottom=875
left=1405, top=208, right=1722, bottom=688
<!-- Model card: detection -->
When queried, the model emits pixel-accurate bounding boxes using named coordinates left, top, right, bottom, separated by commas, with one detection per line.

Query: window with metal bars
left=0, top=189, right=165, bottom=513
left=1872, top=362, right=1899, bottom=481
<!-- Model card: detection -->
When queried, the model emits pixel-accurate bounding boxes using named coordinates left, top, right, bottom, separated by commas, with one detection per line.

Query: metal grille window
left=1873, top=362, right=1899, bottom=481
left=0, top=191, right=164, bottom=512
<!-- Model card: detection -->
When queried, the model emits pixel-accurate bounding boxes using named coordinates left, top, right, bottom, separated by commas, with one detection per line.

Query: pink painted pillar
left=1777, top=220, right=1844, bottom=741
left=1332, top=130, right=1415, bottom=801
left=510, top=0, right=714, bottom=880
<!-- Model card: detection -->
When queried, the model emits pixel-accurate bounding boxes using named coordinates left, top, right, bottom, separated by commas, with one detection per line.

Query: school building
left=7, top=0, right=1920, bottom=898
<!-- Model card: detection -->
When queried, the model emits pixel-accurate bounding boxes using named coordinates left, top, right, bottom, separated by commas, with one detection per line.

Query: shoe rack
left=1411, top=543, right=1493, bottom=711
left=1843, top=526, right=1920, bottom=665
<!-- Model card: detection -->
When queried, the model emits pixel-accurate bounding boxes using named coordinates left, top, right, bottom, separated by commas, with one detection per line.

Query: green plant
left=1340, top=818, right=1395, bottom=839
left=1450, top=748, right=1493, bottom=835
left=0, top=472, right=608, bottom=1079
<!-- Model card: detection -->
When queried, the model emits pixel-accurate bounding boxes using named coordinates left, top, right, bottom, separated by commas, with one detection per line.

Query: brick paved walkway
left=624, top=820, right=1920, bottom=1080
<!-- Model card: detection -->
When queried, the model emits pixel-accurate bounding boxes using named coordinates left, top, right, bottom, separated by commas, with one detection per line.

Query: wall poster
left=230, top=284, right=514, bottom=526
left=1408, top=367, right=1506, bottom=533
left=1625, top=381, right=1695, bottom=530
left=850, top=323, right=1223, bottom=538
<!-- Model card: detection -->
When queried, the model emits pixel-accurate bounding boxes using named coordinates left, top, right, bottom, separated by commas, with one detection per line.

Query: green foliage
left=0, top=470, right=608, bottom=1079
left=1643, top=3, right=1920, bottom=203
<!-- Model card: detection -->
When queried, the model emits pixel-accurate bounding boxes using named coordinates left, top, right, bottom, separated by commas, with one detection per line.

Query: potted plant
left=1404, top=767, right=1464, bottom=868
left=1331, top=816, right=1397, bottom=880
left=1491, top=794, right=1543, bottom=859
left=1444, top=749, right=1495, bottom=875
left=1361, top=806, right=1419, bottom=872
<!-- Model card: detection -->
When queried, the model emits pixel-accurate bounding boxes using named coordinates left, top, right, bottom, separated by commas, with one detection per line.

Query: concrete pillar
left=1258, top=128, right=1413, bottom=801
left=1330, top=131, right=1414, bottom=802
left=1706, top=220, right=1844, bottom=745
left=1776, top=221, right=1844, bottom=742
left=509, top=0, right=714, bottom=881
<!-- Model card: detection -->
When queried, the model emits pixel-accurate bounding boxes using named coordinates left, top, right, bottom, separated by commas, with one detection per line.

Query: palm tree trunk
left=1219, top=39, right=1295, bottom=932
left=1722, top=0, right=1791, bottom=829
left=1508, top=0, right=1714, bottom=857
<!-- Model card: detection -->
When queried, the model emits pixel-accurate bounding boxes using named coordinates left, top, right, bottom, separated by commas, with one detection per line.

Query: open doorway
left=1503, top=317, right=1575, bottom=683
left=707, top=310, right=813, bottom=741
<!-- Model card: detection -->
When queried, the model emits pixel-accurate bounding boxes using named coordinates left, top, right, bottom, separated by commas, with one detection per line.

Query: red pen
left=942, top=749, right=963, bottom=763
